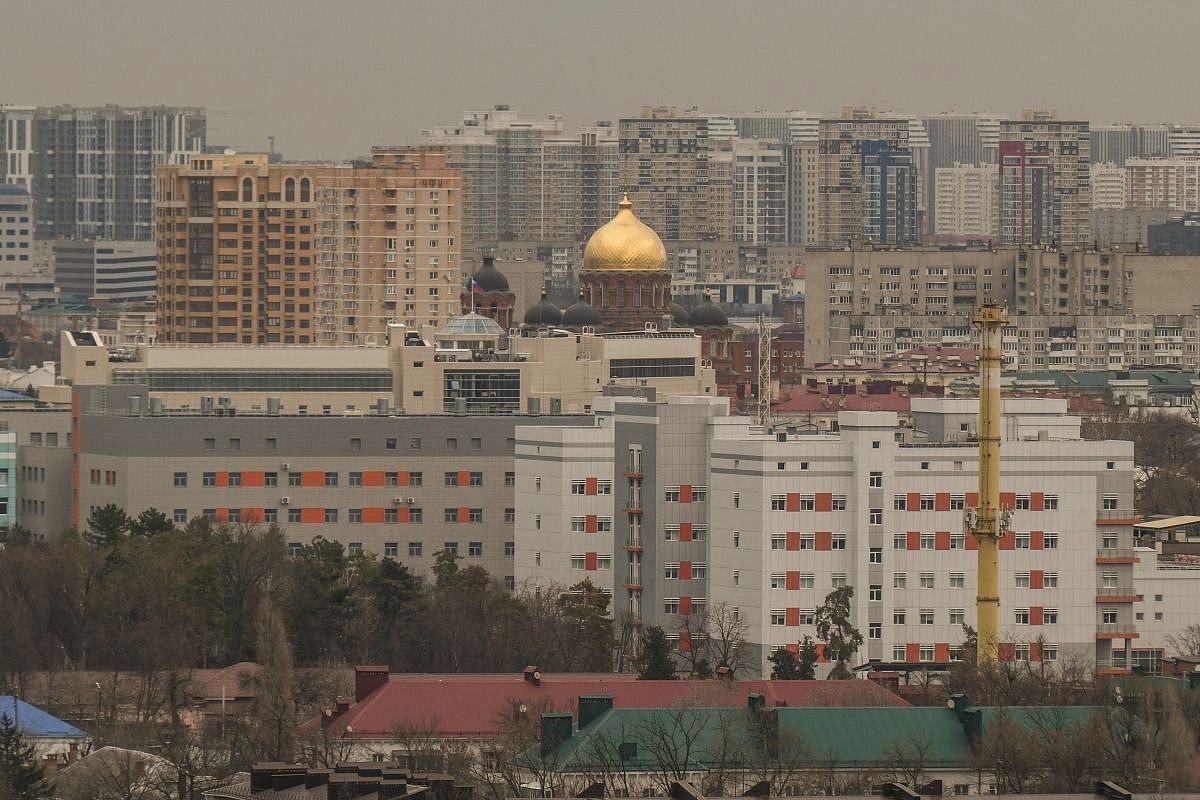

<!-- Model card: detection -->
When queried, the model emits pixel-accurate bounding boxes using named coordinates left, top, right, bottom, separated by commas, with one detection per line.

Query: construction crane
left=756, top=314, right=772, bottom=426
left=965, top=304, right=1011, bottom=664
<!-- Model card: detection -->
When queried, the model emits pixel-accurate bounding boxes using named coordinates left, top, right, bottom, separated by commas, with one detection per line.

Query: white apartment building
left=933, top=164, right=998, bottom=238
left=1125, top=157, right=1200, bottom=211
left=1090, top=163, right=1127, bottom=210
left=0, top=184, right=33, bottom=270
left=516, top=395, right=1142, bottom=677
left=731, top=139, right=788, bottom=245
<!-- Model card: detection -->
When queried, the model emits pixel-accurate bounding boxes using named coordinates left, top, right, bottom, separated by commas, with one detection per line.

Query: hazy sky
left=5, top=0, right=1200, bottom=160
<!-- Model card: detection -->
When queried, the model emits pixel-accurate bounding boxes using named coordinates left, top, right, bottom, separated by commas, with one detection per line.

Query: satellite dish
left=518, top=704, right=528, bottom=714
left=1113, top=686, right=1125, bottom=705
left=223, top=148, right=236, bottom=156
left=946, top=698, right=957, bottom=710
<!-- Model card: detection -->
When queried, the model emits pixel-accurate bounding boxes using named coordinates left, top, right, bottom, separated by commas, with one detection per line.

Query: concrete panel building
left=998, top=114, right=1091, bottom=246
left=933, top=164, right=998, bottom=238
left=516, top=395, right=1143, bottom=676
left=0, top=184, right=33, bottom=270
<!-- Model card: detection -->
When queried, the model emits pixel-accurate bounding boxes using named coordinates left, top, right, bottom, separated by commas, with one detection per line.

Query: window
left=445, top=471, right=458, bottom=486
left=324, top=471, right=338, bottom=486
left=893, top=646, right=907, bottom=660
left=771, top=494, right=787, bottom=510
left=505, top=508, right=515, bottom=523
left=733, top=492, right=740, bottom=508
left=1102, top=494, right=1119, bottom=510
left=1042, top=644, right=1058, bottom=661
left=894, top=610, right=907, bottom=624
left=832, top=495, right=847, bottom=510
left=349, top=472, right=363, bottom=487
left=349, top=508, right=363, bottom=523
left=1044, top=572, right=1059, bottom=588
left=1015, top=572, right=1031, bottom=588
left=408, top=542, right=422, bottom=557
left=410, top=437, right=422, bottom=449
left=173, top=509, right=188, bottom=524
left=799, top=573, right=815, bottom=588
left=1102, top=534, right=1119, bottom=549
left=505, top=472, right=515, bottom=487
left=799, top=495, right=815, bottom=510
left=386, top=437, right=397, bottom=450
left=1016, top=534, right=1031, bottom=549
left=920, top=495, right=935, bottom=511
left=410, top=472, right=423, bottom=486
left=869, top=547, right=882, bottom=564
left=444, top=508, right=457, bottom=523
left=664, top=487, right=680, bottom=502
left=799, top=534, right=815, bottom=550
left=769, top=572, right=785, bottom=589
left=468, top=542, right=482, bottom=557
left=894, top=495, right=907, bottom=510
left=894, top=573, right=907, bottom=589
left=920, top=532, right=935, bottom=550
left=869, top=622, right=882, bottom=639
left=1044, top=495, right=1059, bottom=510
left=692, top=563, right=707, bottom=579
left=1014, top=609, right=1030, bottom=624
left=385, top=508, right=398, bottom=523
left=410, top=508, right=423, bottom=523
left=919, top=645, right=935, bottom=662
left=173, top=472, right=188, bottom=487
left=265, top=472, right=278, bottom=487
left=949, top=608, right=965, bottom=625
left=950, top=533, right=965, bottom=550
left=893, top=533, right=907, bottom=549
left=770, top=610, right=786, bottom=626
left=469, top=508, right=482, bottom=523
left=1101, top=572, right=1118, bottom=589
left=1044, top=532, right=1059, bottom=549
left=444, top=542, right=459, bottom=556
left=469, top=472, right=483, bottom=486
left=919, top=572, right=935, bottom=589
left=770, top=534, right=786, bottom=550
left=1016, top=495, right=1031, bottom=510
left=324, top=508, right=338, bottom=523
left=869, top=471, right=882, bottom=488
left=869, top=509, right=883, bottom=525
left=733, top=570, right=739, bottom=586
left=572, top=480, right=587, bottom=495
left=665, top=525, right=679, bottom=542
left=504, top=541, right=515, bottom=557
left=831, top=573, right=848, bottom=588
left=950, top=572, right=965, bottom=588
left=204, top=438, right=215, bottom=450
left=202, top=472, right=216, bottom=487
left=869, top=585, right=882, bottom=601
left=1102, top=609, right=1119, bottom=624
left=288, top=508, right=302, bottom=523
left=950, top=494, right=965, bottom=510
left=1043, top=608, right=1058, bottom=624
left=347, top=542, right=363, bottom=557
left=920, top=609, right=935, bottom=625
left=831, top=533, right=847, bottom=550
left=693, top=486, right=707, bottom=501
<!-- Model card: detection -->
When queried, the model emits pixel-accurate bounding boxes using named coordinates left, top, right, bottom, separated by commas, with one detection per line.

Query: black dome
left=562, top=292, right=603, bottom=327
left=687, top=296, right=729, bottom=328
left=523, top=290, right=562, bottom=326
left=669, top=302, right=689, bottom=325
left=471, top=256, right=509, bottom=292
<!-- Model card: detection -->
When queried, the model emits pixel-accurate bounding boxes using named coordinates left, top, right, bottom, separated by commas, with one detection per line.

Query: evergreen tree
left=557, top=579, right=615, bottom=672
left=637, top=626, right=678, bottom=680
left=796, top=635, right=818, bottom=680
left=253, top=597, right=296, bottom=761
left=814, top=586, right=863, bottom=679
left=768, top=647, right=802, bottom=680
left=83, top=504, right=131, bottom=547
left=0, top=712, right=48, bottom=800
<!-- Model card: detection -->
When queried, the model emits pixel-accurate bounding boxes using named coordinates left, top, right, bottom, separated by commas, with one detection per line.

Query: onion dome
left=562, top=290, right=603, bottom=328
left=687, top=295, right=729, bottom=328
left=523, top=288, right=562, bottom=326
left=581, top=195, right=668, bottom=272
left=670, top=302, right=689, bottom=325
left=471, top=255, right=509, bottom=292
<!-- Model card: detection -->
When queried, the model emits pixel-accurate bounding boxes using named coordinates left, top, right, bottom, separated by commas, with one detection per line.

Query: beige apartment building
left=156, top=153, right=321, bottom=343
left=618, top=107, right=731, bottom=241
left=312, top=147, right=462, bottom=343
left=803, top=245, right=1200, bottom=365
left=156, top=150, right=462, bottom=345
left=816, top=112, right=913, bottom=247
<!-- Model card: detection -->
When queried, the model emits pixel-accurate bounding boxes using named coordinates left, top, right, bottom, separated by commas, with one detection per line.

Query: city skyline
left=5, top=0, right=1200, bottom=160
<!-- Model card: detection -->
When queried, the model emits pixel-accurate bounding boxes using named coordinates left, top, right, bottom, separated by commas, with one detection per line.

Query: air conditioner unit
left=280, top=497, right=291, bottom=505
left=281, top=463, right=290, bottom=470
left=393, top=497, right=405, bottom=505
left=406, top=497, right=416, bottom=505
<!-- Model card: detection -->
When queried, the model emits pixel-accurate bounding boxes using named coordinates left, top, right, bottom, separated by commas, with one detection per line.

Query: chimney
left=355, top=665, right=390, bottom=703
left=540, top=713, right=573, bottom=756
left=747, top=692, right=766, bottom=715
left=577, top=695, right=613, bottom=729
left=715, top=665, right=735, bottom=682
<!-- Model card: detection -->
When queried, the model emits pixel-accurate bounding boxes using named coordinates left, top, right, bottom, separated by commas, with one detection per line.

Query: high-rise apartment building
left=2, top=105, right=205, bottom=240
left=1125, top=157, right=1200, bottom=211
left=933, top=164, right=998, bottom=238
left=923, top=113, right=1001, bottom=234
left=816, top=112, right=915, bottom=246
left=861, top=141, right=919, bottom=245
left=155, top=153, right=320, bottom=344
left=998, top=114, right=1091, bottom=245
left=731, top=139, right=788, bottom=244
left=539, top=125, right=620, bottom=243
left=1090, top=163, right=1128, bottom=210
left=619, top=107, right=729, bottom=241
left=312, top=148, right=462, bottom=344
left=54, top=239, right=156, bottom=302
left=1090, top=123, right=1170, bottom=164
left=1168, top=125, right=1200, bottom=158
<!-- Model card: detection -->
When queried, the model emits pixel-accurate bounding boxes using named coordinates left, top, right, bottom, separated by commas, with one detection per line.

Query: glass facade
left=443, top=369, right=520, bottom=413
left=112, top=369, right=392, bottom=392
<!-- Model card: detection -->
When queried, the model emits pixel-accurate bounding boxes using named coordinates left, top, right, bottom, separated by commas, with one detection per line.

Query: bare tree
left=705, top=602, right=750, bottom=676
left=634, top=705, right=710, bottom=794
left=1166, top=623, right=1200, bottom=657
left=883, top=730, right=935, bottom=788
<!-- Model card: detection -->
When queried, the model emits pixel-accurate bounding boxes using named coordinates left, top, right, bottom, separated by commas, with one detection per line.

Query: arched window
left=633, top=286, right=642, bottom=308
left=299, top=177, right=311, bottom=202
left=284, top=177, right=296, bottom=203
left=241, top=177, right=253, bottom=202
left=617, top=281, right=626, bottom=307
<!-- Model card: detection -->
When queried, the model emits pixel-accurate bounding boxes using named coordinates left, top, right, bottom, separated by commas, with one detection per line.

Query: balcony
left=1096, top=508, right=1139, bottom=526
left=624, top=507, right=643, bottom=516
left=1096, top=548, right=1139, bottom=564
left=1095, top=624, right=1139, bottom=639
left=623, top=538, right=643, bottom=553
left=1095, top=585, right=1139, bottom=603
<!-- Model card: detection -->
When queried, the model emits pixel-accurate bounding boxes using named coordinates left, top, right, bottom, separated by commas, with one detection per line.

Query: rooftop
left=0, top=696, right=88, bottom=738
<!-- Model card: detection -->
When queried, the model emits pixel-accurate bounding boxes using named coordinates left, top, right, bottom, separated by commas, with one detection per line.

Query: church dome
left=669, top=302, right=689, bottom=325
left=581, top=195, right=668, bottom=272
left=562, top=291, right=603, bottom=327
left=687, top=296, right=729, bottom=328
left=471, top=255, right=509, bottom=292
left=523, top=289, right=562, bottom=326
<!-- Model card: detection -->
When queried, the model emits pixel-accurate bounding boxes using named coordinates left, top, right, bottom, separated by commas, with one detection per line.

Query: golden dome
left=581, top=195, right=668, bottom=272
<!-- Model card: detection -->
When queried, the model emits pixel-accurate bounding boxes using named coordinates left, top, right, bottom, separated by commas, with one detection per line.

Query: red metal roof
left=304, top=673, right=908, bottom=739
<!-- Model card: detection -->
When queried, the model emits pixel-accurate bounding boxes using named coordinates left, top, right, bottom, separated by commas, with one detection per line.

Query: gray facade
left=71, top=386, right=591, bottom=581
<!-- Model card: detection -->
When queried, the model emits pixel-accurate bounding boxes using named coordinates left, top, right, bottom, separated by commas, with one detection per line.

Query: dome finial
left=618, top=194, right=633, bottom=211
